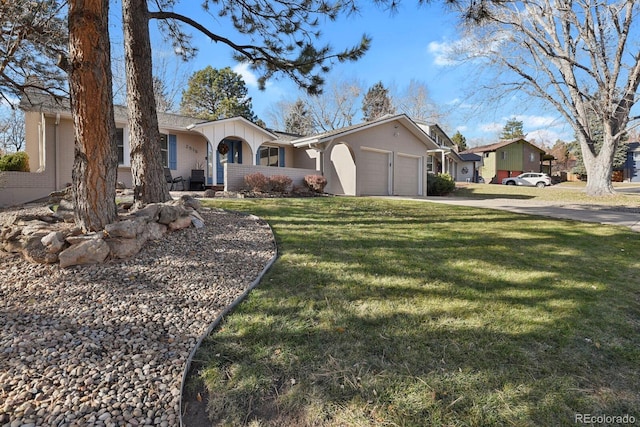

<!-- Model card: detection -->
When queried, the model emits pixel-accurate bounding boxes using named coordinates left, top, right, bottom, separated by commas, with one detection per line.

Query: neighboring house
left=462, top=138, right=547, bottom=184
left=416, top=121, right=468, bottom=181
left=1, top=94, right=458, bottom=206
left=624, top=142, right=640, bottom=182
left=458, top=153, right=482, bottom=183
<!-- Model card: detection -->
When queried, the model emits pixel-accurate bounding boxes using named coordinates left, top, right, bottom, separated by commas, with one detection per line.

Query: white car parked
left=502, top=172, right=551, bottom=188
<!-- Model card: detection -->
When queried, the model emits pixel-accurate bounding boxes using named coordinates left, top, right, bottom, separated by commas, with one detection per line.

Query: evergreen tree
left=284, top=99, right=313, bottom=135
left=572, top=113, right=629, bottom=175
left=69, top=0, right=119, bottom=230
left=180, top=66, right=257, bottom=121
left=451, top=130, right=467, bottom=151
left=500, top=117, right=525, bottom=140
left=362, top=81, right=395, bottom=122
left=0, top=0, right=67, bottom=102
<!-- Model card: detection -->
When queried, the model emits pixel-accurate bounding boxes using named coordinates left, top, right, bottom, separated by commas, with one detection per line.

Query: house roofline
left=188, top=116, right=277, bottom=140
left=292, top=114, right=440, bottom=150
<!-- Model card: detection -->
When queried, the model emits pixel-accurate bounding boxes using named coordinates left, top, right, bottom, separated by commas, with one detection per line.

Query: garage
left=292, top=114, right=440, bottom=197
left=395, top=153, right=422, bottom=196
left=360, top=147, right=391, bottom=195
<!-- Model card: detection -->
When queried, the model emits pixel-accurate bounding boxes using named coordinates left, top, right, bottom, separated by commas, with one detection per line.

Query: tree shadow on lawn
left=194, top=198, right=640, bottom=426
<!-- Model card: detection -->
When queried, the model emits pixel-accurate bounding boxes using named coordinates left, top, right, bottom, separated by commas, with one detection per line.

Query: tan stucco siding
left=0, top=114, right=57, bottom=206
left=344, top=121, right=428, bottom=196
left=168, top=131, right=208, bottom=181
left=56, top=117, right=76, bottom=188
left=327, top=142, right=356, bottom=195
left=293, top=148, right=319, bottom=170
left=24, top=112, right=41, bottom=172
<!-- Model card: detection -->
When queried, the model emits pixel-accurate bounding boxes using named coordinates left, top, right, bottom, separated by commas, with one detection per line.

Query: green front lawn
left=191, top=197, right=639, bottom=426
left=454, top=182, right=640, bottom=207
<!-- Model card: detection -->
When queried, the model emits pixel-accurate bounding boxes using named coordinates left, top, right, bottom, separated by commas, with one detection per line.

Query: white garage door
left=395, top=154, right=422, bottom=196
left=360, top=148, right=391, bottom=195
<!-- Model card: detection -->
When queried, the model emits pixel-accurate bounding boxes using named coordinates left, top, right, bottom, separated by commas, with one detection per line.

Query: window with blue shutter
left=257, top=146, right=282, bottom=167
left=169, top=134, right=177, bottom=170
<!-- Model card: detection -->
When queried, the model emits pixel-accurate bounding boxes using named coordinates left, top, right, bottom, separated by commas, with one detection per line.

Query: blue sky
left=113, top=1, right=574, bottom=147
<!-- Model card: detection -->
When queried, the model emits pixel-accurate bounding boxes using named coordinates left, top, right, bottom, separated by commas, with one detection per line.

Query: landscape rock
left=191, top=215, right=205, bottom=229
left=66, top=232, right=104, bottom=245
left=1, top=198, right=204, bottom=268
left=0, top=208, right=276, bottom=426
left=58, top=239, right=110, bottom=268
left=176, top=195, right=202, bottom=211
left=106, top=236, right=147, bottom=259
left=158, top=205, right=184, bottom=225
left=48, top=186, right=72, bottom=204
left=133, top=203, right=161, bottom=222
left=168, top=215, right=193, bottom=231
left=22, top=235, right=58, bottom=264
left=144, top=222, right=167, bottom=241
left=105, top=218, right=146, bottom=239
left=41, top=231, right=66, bottom=253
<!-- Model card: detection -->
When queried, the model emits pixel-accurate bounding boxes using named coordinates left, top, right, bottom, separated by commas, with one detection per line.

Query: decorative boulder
left=104, top=218, right=146, bottom=239
left=41, top=231, right=66, bottom=253
left=168, top=215, right=193, bottom=231
left=58, top=239, right=110, bottom=268
left=106, top=236, right=146, bottom=259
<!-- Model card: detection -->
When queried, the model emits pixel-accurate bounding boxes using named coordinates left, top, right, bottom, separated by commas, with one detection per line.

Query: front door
left=216, top=139, right=243, bottom=184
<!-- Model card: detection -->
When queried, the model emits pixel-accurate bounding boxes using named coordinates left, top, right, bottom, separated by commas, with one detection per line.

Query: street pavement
left=382, top=196, right=640, bottom=233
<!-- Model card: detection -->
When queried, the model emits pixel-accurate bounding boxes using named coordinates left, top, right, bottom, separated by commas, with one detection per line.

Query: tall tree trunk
left=581, top=131, right=616, bottom=197
left=68, top=0, right=118, bottom=231
left=122, top=0, right=171, bottom=204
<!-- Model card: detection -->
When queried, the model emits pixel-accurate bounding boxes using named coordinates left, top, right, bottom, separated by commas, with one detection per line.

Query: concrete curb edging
left=179, top=212, right=278, bottom=426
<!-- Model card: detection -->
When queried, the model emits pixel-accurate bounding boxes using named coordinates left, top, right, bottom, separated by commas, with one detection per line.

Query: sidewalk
left=383, top=196, right=640, bottom=233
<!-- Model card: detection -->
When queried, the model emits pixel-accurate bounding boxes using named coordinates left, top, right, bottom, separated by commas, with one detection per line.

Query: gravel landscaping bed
left=0, top=207, right=276, bottom=426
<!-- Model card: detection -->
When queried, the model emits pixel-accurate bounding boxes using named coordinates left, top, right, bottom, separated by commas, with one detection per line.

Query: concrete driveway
left=382, top=196, right=640, bottom=232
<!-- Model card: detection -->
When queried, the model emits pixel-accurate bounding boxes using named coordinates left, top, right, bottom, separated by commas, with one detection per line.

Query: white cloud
left=479, top=122, right=503, bottom=133
left=233, top=63, right=260, bottom=87
left=428, top=32, right=509, bottom=67
left=509, top=114, right=558, bottom=129
left=427, top=40, right=459, bottom=67
left=474, top=114, right=572, bottom=143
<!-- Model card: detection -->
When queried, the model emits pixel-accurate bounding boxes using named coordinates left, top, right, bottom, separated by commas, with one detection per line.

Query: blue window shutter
left=279, top=147, right=285, bottom=167
left=169, top=134, right=177, bottom=170
left=256, top=149, right=260, bottom=165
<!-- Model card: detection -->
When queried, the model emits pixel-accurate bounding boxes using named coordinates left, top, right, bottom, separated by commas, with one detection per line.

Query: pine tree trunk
left=122, top=0, right=171, bottom=204
left=68, top=0, right=118, bottom=232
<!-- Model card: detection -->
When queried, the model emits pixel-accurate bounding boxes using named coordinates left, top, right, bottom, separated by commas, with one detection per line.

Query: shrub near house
left=304, top=175, right=327, bottom=193
left=0, top=152, right=30, bottom=172
left=269, top=175, right=292, bottom=193
left=427, top=173, right=455, bottom=196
